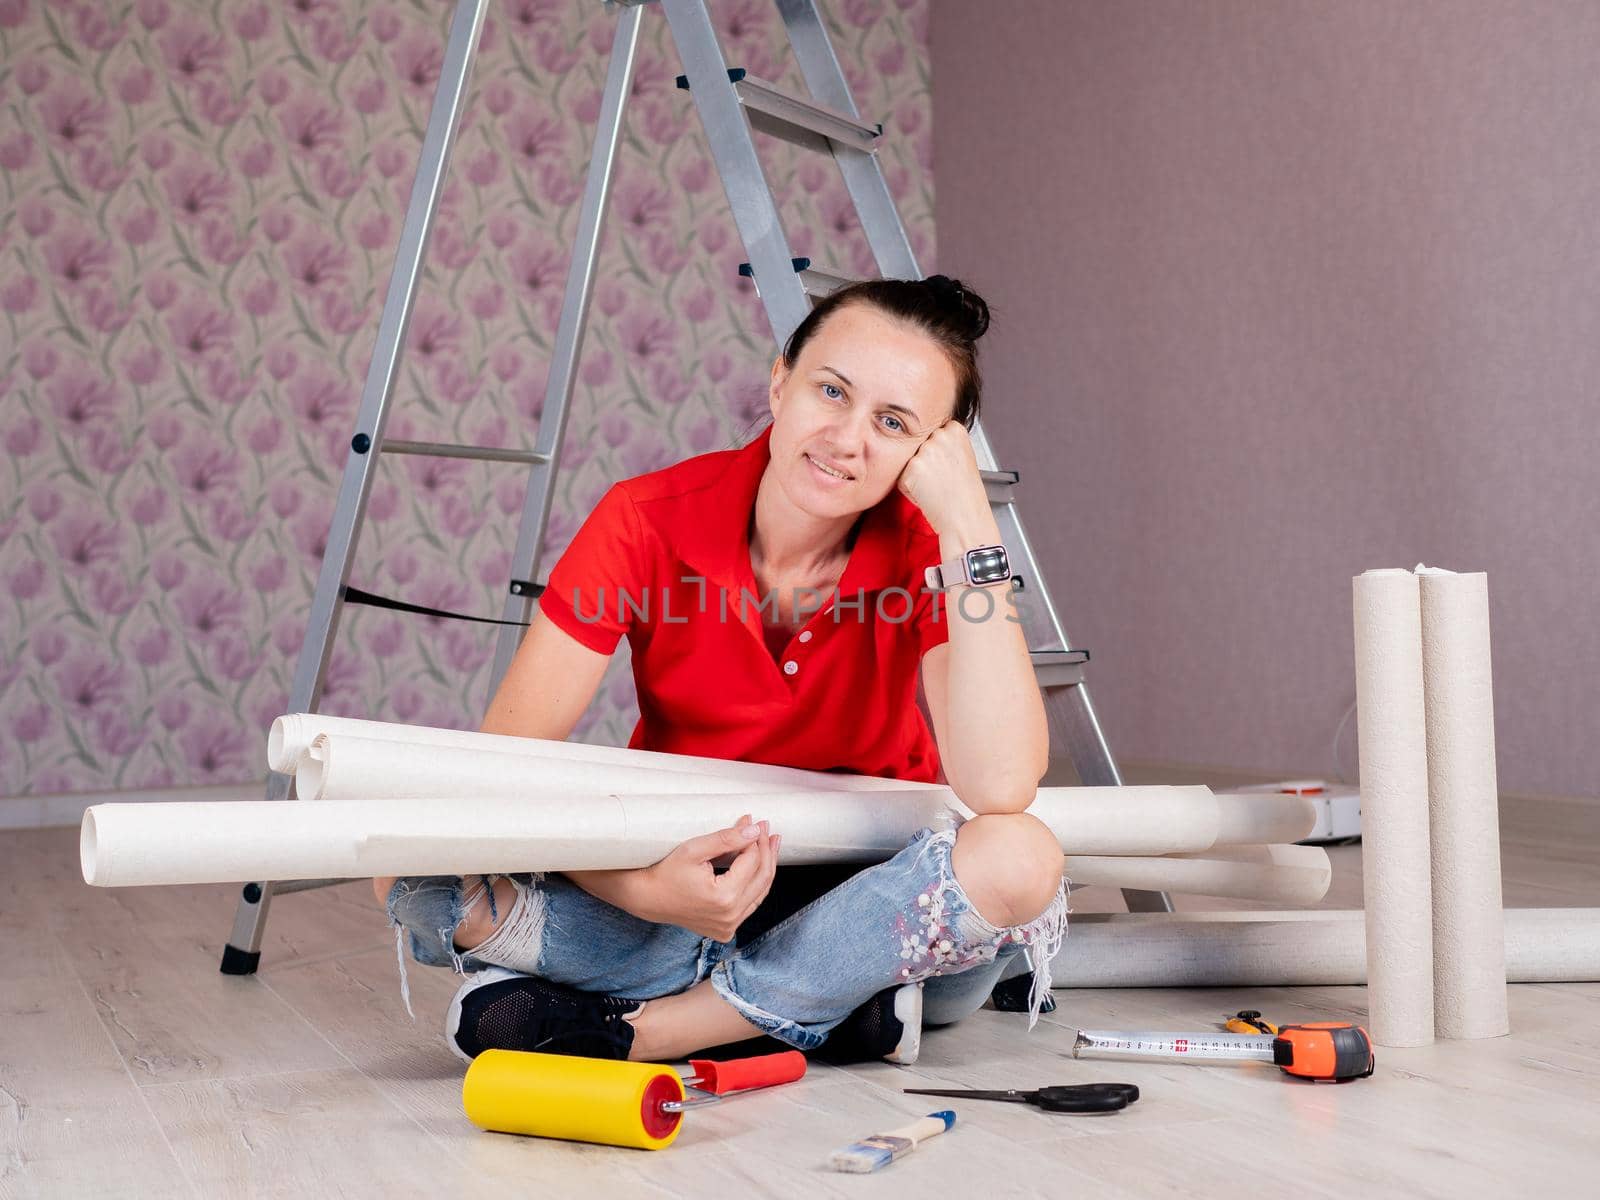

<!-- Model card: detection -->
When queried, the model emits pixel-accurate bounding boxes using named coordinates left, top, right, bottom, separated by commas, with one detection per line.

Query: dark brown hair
left=779, top=274, right=991, bottom=429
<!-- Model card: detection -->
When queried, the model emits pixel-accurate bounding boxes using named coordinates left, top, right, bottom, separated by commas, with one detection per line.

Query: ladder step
left=796, top=264, right=857, bottom=298
left=739, top=258, right=860, bottom=300
left=1031, top=649, right=1090, bottom=688
left=678, top=68, right=881, bottom=154
left=980, top=467, right=1019, bottom=505
left=272, top=877, right=356, bottom=894
left=382, top=439, right=551, bottom=466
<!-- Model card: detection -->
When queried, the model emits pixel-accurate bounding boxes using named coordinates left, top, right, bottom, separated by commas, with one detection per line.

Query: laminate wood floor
left=2, top=774, right=1596, bottom=1198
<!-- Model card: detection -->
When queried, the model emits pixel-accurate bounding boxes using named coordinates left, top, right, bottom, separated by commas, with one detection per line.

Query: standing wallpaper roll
left=1419, top=568, right=1509, bottom=1039
left=1353, top=568, right=1435, bottom=1046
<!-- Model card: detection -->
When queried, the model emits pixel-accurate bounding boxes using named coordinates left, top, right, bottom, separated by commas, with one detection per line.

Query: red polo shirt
left=539, top=423, right=949, bottom=781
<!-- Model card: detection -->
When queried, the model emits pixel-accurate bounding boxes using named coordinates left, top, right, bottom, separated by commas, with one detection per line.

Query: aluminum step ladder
left=219, top=0, right=1169, bottom=976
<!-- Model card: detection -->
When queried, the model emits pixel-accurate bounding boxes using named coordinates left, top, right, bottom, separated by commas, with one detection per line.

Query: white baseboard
left=0, top=780, right=267, bottom=831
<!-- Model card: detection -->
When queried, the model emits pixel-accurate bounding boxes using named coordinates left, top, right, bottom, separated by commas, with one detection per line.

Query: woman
left=375, top=276, right=1068, bottom=1066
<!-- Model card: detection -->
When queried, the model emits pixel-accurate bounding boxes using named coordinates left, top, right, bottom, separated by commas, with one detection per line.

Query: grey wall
left=931, top=0, right=1599, bottom=798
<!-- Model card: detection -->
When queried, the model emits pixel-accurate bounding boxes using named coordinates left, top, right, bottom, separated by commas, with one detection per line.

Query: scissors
left=902, top=1082, right=1139, bottom=1114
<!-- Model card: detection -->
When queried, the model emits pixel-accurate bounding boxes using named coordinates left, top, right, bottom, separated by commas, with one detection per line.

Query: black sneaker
left=808, top=982, right=923, bottom=1066
left=446, top=967, right=640, bottom=1063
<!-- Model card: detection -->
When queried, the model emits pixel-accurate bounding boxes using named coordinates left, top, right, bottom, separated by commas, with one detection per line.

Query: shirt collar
left=668, top=423, right=925, bottom=600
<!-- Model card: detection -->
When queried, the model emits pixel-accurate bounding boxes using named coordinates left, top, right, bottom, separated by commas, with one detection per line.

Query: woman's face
left=766, top=303, right=958, bottom=520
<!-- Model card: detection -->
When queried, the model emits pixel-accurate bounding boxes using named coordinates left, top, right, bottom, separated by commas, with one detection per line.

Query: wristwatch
left=924, top=544, right=1012, bottom=591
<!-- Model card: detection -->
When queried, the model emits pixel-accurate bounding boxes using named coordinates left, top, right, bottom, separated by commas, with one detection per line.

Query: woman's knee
left=951, top=812, right=1063, bottom=928
left=384, top=874, right=518, bottom=953
left=452, top=875, right=520, bottom=950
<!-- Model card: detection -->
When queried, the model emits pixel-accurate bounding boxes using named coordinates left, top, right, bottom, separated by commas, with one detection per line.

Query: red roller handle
left=686, top=1050, right=807, bottom=1096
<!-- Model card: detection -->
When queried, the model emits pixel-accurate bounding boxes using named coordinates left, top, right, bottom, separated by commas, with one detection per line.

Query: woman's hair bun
left=925, top=273, right=990, bottom=340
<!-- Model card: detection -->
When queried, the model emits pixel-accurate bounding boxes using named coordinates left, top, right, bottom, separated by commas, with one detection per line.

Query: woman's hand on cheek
left=896, top=421, right=991, bottom=536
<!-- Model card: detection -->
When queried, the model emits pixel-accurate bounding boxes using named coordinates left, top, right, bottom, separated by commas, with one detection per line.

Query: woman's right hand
left=640, top=813, right=780, bottom=942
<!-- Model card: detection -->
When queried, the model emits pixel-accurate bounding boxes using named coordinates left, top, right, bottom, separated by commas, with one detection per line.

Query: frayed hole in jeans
left=466, top=878, right=548, bottom=975
left=1018, top=877, right=1072, bottom=1029
left=393, top=925, right=416, bottom=1020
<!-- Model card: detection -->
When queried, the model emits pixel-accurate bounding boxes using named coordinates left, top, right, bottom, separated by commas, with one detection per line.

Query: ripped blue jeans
left=385, top=826, right=1069, bottom=1051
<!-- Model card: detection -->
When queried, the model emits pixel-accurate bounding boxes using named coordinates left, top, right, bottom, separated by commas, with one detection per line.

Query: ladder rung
left=797, top=263, right=857, bottom=298
left=678, top=68, right=880, bottom=154
left=382, top=439, right=551, bottom=466
left=739, top=258, right=860, bottom=300
left=981, top=468, right=1019, bottom=504
left=1031, top=649, right=1090, bottom=688
left=272, top=877, right=356, bottom=894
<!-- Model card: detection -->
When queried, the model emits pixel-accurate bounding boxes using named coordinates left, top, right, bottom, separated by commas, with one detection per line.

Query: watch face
left=966, top=546, right=1010, bottom=584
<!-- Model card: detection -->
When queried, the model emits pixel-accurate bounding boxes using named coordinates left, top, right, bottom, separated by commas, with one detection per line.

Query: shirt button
left=798, top=630, right=813, bottom=643
left=782, top=660, right=799, bottom=676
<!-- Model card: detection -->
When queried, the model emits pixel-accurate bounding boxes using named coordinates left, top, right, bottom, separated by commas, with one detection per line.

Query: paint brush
left=827, top=1110, right=955, bottom=1173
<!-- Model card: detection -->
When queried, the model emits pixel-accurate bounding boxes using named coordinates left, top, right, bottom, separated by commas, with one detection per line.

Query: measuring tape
left=1072, top=1022, right=1375, bottom=1083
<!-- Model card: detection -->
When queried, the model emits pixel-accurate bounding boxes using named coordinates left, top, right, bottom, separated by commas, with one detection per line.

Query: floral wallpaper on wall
left=0, top=0, right=935, bottom=800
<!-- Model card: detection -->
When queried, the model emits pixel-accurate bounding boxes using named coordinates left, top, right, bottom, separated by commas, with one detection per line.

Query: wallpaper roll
left=267, top=714, right=931, bottom=793
left=1500, top=907, right=1600, bottom=981
left=296, top=735, right=802, bottom=804
left=1060, top=843, right=1332, bottom=906
left=1353, top=568, right=1435, bottom=1046
left=80, top=786, right=1274, bottom=887
left=1212, top=789, right=1319, bottom=845
left=1046, top=909, right=1600, bottom=988
left=1033, top=788, right=1214, bottom=855
left=292, top=725, right=1312, bottom=853
left=298, top=731, right=1251, bottom=856
left=83, top=797, right=627, bottom=887
left=81, top=793, right=936, bottom=886
left=1419, top=568, right=1509, bottom=1040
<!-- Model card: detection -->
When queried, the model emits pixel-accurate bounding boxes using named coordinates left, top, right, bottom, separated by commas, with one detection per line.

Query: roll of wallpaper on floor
left=1418, top=567, right=1509, bottom=1040
left=267, top=713, right=932, bottom=793
left=1046, top=909, right=1600, bottom=987
left=81, top=786, right=1256, bottom=887
left=1353, top=568, right=1435, bottom=1047
left=1059, top=843, right=1332, bottom=907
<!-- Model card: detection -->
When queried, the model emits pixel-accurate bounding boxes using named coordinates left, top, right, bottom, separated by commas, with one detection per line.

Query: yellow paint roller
left=462, top=1048, right=807, bottom=1150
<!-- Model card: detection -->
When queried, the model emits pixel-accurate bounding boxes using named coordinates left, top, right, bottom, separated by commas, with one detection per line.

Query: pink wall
left=931, top=0, right=1599, bottom=798
left=0, top=1, right=934, bottom=802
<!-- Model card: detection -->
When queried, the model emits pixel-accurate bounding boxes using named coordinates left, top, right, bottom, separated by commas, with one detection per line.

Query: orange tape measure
left=1072, top=1022, right=1375, bottom=1083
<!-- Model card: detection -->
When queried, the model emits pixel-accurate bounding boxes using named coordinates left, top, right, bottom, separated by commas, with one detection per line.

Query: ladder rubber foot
left=989, top=973, right=1056, bottom=1014
left=219, top=944, right=261, bottom=976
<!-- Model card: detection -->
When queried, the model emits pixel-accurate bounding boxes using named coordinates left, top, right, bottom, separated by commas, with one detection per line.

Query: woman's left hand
left=896, top=421, right=992, bottom=537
